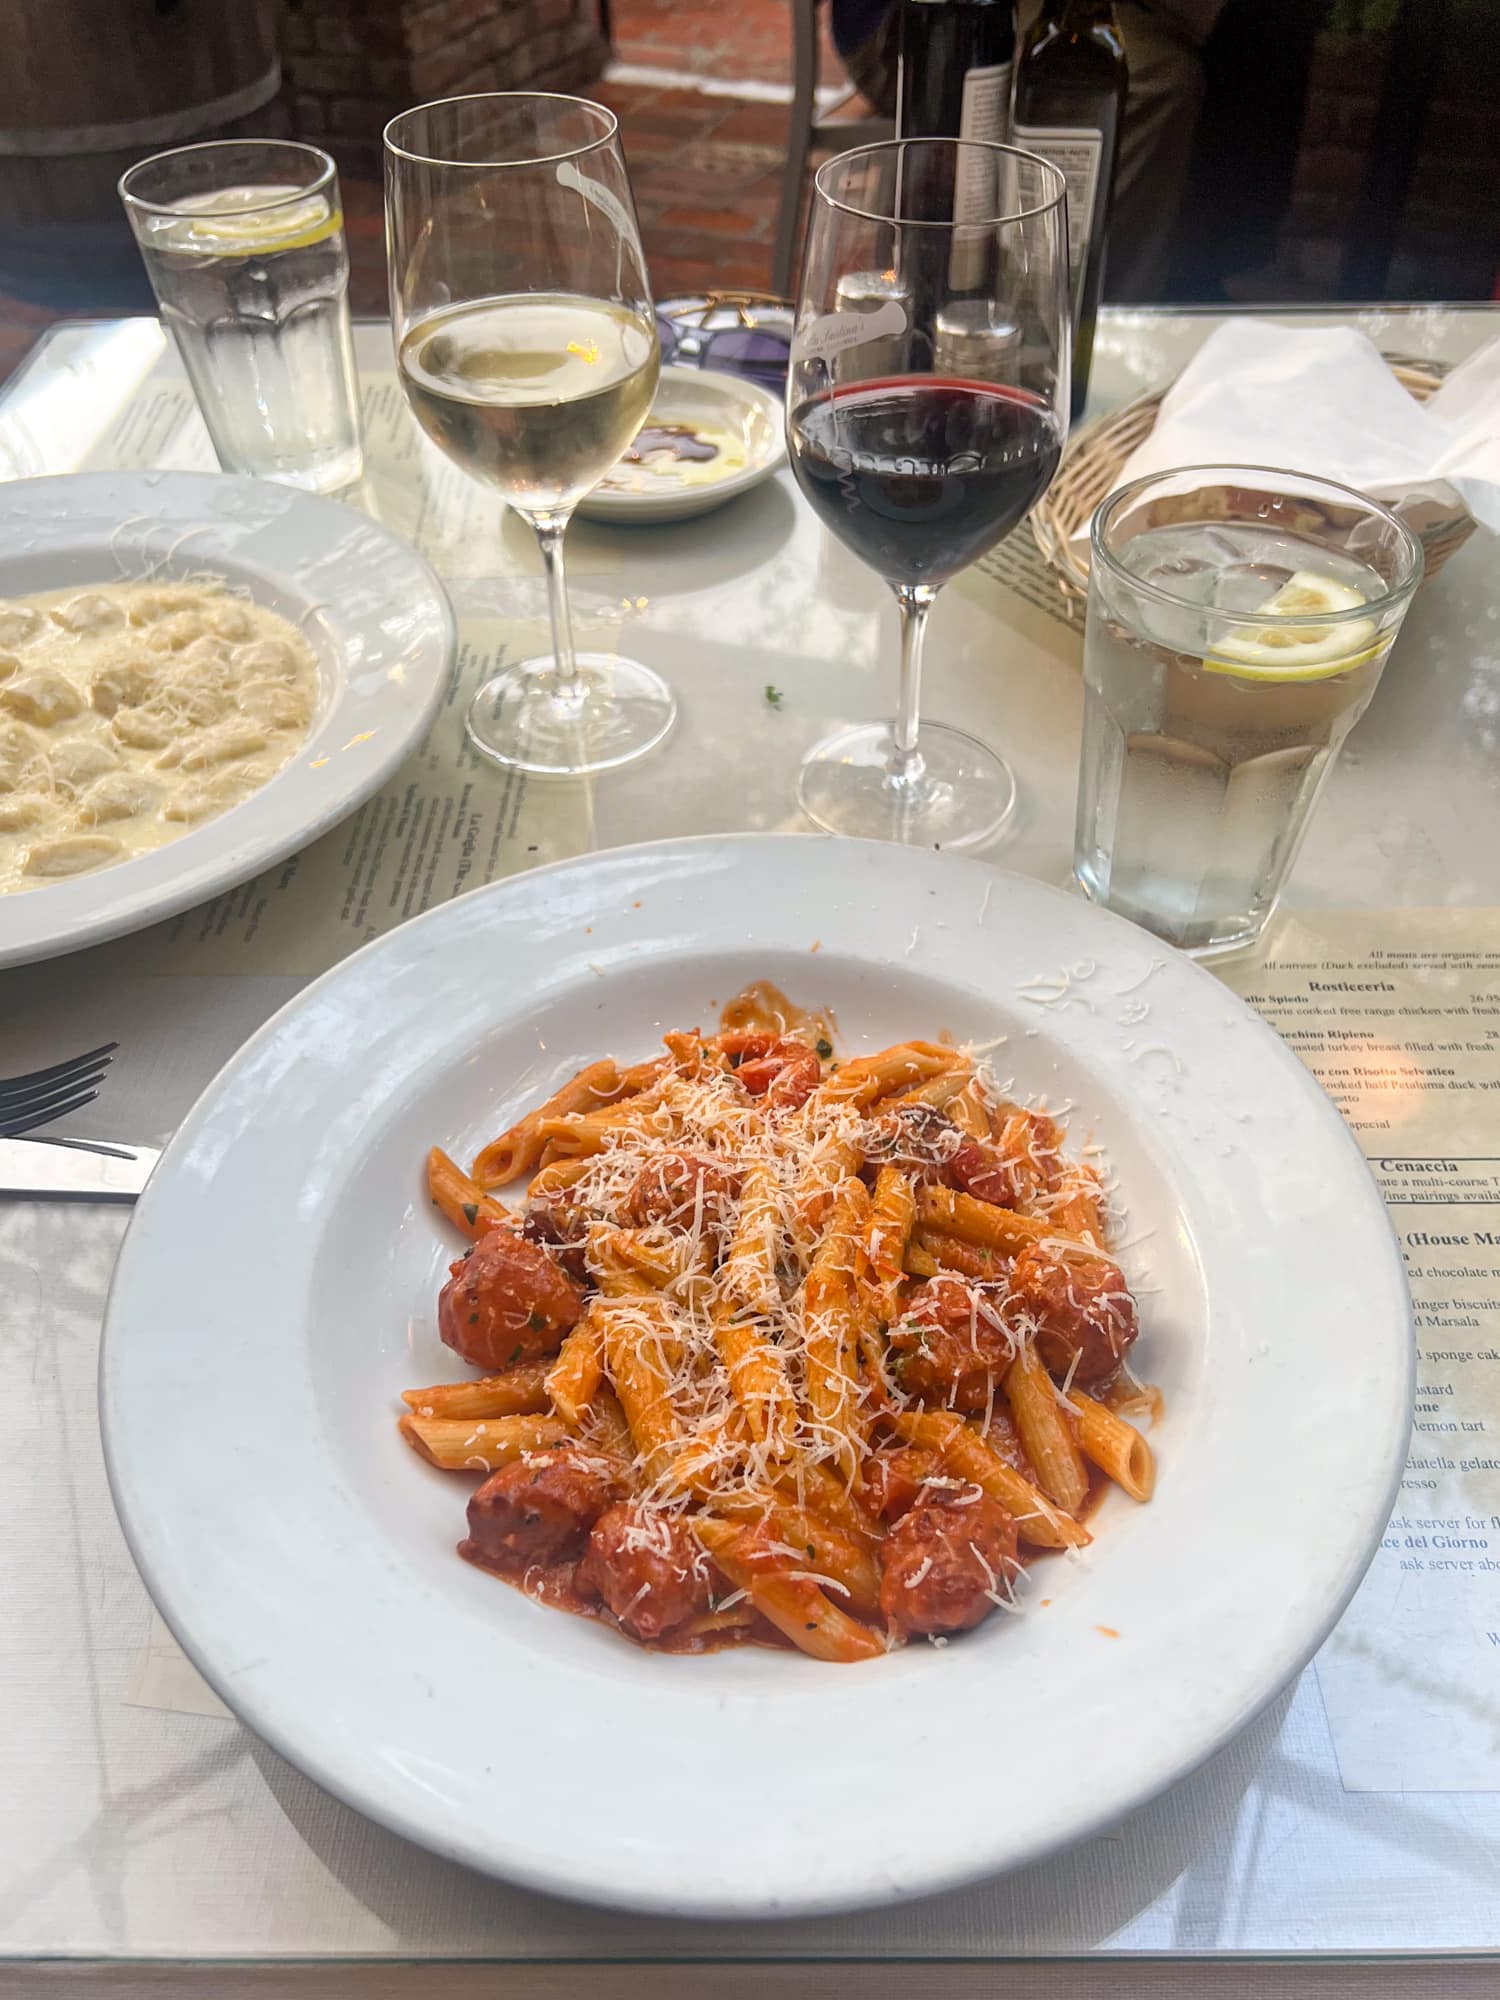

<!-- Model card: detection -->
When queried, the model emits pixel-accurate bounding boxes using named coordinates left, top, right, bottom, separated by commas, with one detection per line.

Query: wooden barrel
left=0, top=0, right=284, bottom=293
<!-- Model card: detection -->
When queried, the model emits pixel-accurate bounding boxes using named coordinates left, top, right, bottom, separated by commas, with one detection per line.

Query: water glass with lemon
left=121, top=141, right=363, bottom=493
left=1076, top=466, right=1424, bottom=956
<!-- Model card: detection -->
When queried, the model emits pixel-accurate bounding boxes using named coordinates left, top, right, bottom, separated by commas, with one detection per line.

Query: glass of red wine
left=787, top=140, right=1069, bottom=848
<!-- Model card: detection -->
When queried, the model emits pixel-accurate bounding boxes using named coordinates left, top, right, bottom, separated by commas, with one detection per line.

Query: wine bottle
left=896, top=0, right=1017, bottom=146
left=897, top=2, right=1018, bottom=303
left=1012, top=0, right=1127, bottom=421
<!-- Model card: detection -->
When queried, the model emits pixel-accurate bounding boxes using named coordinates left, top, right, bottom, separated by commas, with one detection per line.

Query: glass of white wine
left=385, top=93, right=672, bottom=774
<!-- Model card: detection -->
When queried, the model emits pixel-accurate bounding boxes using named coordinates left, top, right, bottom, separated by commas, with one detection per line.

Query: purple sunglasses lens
left=700, top=328, right=791, bottom=382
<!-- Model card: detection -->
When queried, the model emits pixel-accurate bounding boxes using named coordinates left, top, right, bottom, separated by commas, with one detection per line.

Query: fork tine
left=0, top=1064, right=116, bottom=1124
left=0, top=1042, right=117, bottom=1110
left=0, top=1086, right=101, bottom=1139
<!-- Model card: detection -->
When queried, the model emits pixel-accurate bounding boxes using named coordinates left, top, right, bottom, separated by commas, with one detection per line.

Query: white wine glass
left=385, top=93, right=672, bottom=774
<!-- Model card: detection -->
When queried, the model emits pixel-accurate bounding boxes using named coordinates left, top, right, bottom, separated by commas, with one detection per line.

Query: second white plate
left=0, top=470, right=454, bottom=968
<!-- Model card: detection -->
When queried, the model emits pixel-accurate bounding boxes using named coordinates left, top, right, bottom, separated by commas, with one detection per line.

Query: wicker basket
left=1030, top=355, right=1475, bottom=608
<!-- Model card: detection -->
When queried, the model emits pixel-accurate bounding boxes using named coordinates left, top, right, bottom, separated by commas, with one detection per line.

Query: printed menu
left=1222, top=910, right=1500, bottom=1792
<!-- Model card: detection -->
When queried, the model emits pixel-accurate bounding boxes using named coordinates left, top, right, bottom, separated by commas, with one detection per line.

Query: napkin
left=1073, top=319, right=1500, bottom=545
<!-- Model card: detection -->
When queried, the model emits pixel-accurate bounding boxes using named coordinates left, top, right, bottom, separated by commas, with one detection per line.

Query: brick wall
left=281, top=0, right=610, bottom=174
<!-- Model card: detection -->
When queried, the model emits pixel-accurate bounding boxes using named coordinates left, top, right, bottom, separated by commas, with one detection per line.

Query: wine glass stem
left=890, top=583, right=936, bottom=789
left=532, top=511, right=583, bottom=705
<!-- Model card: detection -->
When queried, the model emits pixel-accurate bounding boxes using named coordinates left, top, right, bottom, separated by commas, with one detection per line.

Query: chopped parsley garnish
left=814, top=1036, right=833, bottom=1060
left=509, top=1343, right=524, bottom=1363
left=461, top=1201, right=478, bottom=1227
left=527, top=1309, right=546, bottom=1331
left=764, top=684, right=784, bottom=709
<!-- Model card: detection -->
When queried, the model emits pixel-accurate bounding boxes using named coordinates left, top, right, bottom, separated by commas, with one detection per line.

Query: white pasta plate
left=100, top=834, right=1412, bottom=1917
left=0, top=470, right=454, bottom=968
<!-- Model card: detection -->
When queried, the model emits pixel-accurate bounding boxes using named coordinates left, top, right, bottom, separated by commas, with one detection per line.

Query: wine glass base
left=465, top=653, right=676, bottom=776
left=797, top=721, right=1017, bottom=850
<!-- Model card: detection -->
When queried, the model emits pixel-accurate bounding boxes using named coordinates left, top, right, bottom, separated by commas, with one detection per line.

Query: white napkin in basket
left=1070, top=319, right=1500, bottom=544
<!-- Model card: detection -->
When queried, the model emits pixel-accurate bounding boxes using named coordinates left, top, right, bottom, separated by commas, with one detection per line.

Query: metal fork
left=0, top=1042, right=118, bottom=1139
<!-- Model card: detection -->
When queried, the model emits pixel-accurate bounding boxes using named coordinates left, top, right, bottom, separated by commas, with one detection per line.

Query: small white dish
left=101, top=833, right=1413, bottom=1918
left=577, top=365, right=786, bottom=523
left=0, top=470, right=454, bottom=969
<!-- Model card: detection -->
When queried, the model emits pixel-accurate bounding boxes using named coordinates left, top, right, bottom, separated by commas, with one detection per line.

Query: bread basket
left=1030, top=355, right=1476, bottom=609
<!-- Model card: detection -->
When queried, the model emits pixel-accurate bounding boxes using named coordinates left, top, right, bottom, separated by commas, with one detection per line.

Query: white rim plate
left=576, top=365, right=786, bottom=522
left=100, top=834, right=1412, bottom=1917
left=0, top=471, right=455, bottom=968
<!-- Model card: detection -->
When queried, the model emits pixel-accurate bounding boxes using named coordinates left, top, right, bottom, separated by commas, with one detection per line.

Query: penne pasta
left=720, top=1162, right=783, bottom=1319
left=824, top=1040, right=960, bottom=1107
left=599, top=1297, right=681, bottom=1480
left=426, top=1146, right=512, bottom=1239
left=908, top=1226, right=1008, bottom=1281
left=889, top=1407, right=1090, bottom=1550
left=692, top=1518, right=886, bottom=1663
left=1005, top=1346, right=1090, bottom=1514
left=400, top=1361, right=551, bottom=1420
left=862, top=1165, right=916, bottom=1325
left=398, top=1410, right=567, bottom=1471
left=410, top=989, right=1148, bottom=1662
left=801, top=1179, right=870, bottom=1480
left=545, top=1308, right=605, bottom=1427
left=472, top=1059, right=628, bottom=1186
left=916, top=1186, right=1053, bottom=1254
left=714, top=1305, right=794, bottom=1445
left=1069, top=1391, right=1155, bottom=1502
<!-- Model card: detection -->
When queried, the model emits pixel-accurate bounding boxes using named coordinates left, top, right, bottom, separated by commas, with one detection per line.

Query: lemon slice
left=152, top=188, right=343, bottom=259
left=1206, top=569, right=1381, bottom=681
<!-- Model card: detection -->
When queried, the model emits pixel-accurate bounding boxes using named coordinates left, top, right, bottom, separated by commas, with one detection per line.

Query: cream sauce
left=0, top=581, right=318, bottom=894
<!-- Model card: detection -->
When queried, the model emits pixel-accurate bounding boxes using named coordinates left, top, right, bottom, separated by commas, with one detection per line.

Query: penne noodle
left=398, top=1410, right=567, bottom=1471
left=599, top=1298, right=681, bottom=1480
left=1068, top=1391, right=1155, bottom=1502
left=527, top=1156, right=592, bottom=1200
left=792, top=1129, right=866, bottom=1242
left=801, top=1179, right=870, bottom=1480
left=535, top=1093, right=666, bottom=1160
left=720, top=1162, right=783, bottom=1319
left=886, top=1068, right=971, bottom=1111
left=1005, top=1346, right=1090, bottom=1514
left=426, top=1147, right=512, bottom=1239
left=717, top=1491, right=882, bottom=1615
left=472, top=1059, right=625, bottom=1186
left=888, top=1407, right=1090, bottom=1549
left=908, top=1227, right=1008, bottom=1281
left=545, top=1308, right=605, bottom=1427
left=862, top=1165, right=916, bottom=1326
left=582, top=1383, right=635, bottom=1467
left=1046, top=1166, right=1106, bottom=1248
left=714, top=1305, right=794, bottom=1445
left=772, top=1456, right=881, bottom=1549
left=400, top=1361, right=551, bottom=1420
left=692, top=1518, right=885, bottom=1663
left=949, top=1079, right=993, bottom=1140
left=824, top=1040, right=960, bottom=1108
left=917, top=1186, right=1052, bottom=1254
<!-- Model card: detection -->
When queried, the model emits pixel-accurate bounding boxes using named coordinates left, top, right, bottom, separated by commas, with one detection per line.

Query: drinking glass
left=1076, top=465, right=1424, bottom=957
left=385, top=93, right=671, bottom=775
left=786, top=140, right=1069, bottom=848
left=120, top=140, right=364, bottom=494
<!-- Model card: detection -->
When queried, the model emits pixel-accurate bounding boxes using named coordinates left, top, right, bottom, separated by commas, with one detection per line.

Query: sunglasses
left=655, top=291, right=794, bottom=390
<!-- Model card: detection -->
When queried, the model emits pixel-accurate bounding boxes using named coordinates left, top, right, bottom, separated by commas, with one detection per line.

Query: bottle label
left=1011, top=123, right=1105, bottom=299
left=950, top=61, right=1014, bottom=288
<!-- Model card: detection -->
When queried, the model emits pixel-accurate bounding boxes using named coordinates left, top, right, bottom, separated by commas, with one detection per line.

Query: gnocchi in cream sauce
left=0, top=581, right=318, bottom=893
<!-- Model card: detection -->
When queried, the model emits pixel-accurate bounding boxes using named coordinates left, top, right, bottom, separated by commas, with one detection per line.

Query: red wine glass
left=787, top=140, right=1069, bottom=848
